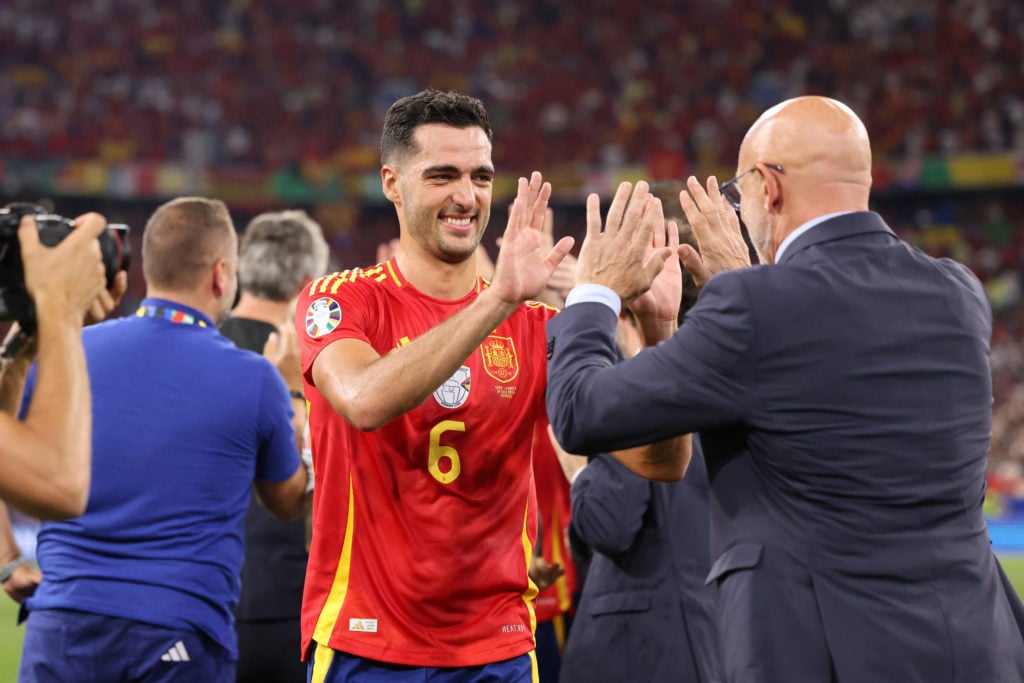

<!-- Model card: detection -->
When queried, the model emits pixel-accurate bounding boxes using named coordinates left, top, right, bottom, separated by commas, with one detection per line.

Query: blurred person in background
left=547, top=96, right=1024, bottom=682
left=555, top=181, right=720, bottom=683
left=222, top=209, right=329, bottom=683
left=16, top=197, right=308, bottom=682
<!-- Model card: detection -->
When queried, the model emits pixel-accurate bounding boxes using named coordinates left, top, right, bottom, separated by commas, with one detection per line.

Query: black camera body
left=0, top=203, right=131, bottom=327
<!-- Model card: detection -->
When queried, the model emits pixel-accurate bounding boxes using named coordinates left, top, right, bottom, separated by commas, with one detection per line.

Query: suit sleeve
left=570, top=453, right=651, bottom=555
left=546, top=271, right=755, bottom=454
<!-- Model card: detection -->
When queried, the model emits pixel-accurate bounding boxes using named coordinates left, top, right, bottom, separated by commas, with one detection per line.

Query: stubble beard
left=430, top=209, right=490, bottom=265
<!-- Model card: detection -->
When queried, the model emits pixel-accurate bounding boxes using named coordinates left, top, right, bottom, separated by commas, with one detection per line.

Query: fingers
left=85, top=288, right=113, bottom=325
left=642, top=246, right=674, bottom=284
left=604, top=181, right=634, bottom=236
left=546, top=253, right=577, bottom=292
left=527, top=173, right=551, bottom=231
left=68, top=212, right=109, bottom=244
left=544, top=236, right=576, bottom=270
left=667, top=220, right=681, bottom=251
left=585, top=194, right=602, bottom=240
left=504, top=177, right=529, bottom=237
left=262, top=331, right=280, bottom=361
left=16, top=216, right=40, bottom=252
left=539, top=208, right=555, bottom=251
left=685, top=176, right=721, bottom=216
left=652, top=211, right=668, bottom=250
left=278, top=322, right=299, bottom=355
left=109, top=270, right=128, bottom=305
left=679, top=244, right=712, bottom=287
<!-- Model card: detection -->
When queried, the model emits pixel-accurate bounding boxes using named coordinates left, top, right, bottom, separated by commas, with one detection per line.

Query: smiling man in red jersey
left=295, top=89, right=576, bottom=682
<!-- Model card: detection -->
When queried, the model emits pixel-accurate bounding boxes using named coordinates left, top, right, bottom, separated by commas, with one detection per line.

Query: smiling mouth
left=441, top=216, right=475, bottom=231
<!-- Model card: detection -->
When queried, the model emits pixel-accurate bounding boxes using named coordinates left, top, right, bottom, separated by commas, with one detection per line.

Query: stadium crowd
left=0, top=0, right=1021, bottom=183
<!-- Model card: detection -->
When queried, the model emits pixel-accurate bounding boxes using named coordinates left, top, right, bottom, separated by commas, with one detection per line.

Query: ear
left=381, top=166, right=401, bottom=205
left=759, top=163, right=783, bottom=214
left=211, top=258, right=230, bottom=298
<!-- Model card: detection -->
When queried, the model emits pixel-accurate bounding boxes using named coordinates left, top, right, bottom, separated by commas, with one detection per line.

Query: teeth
left=445, top=217, right=472, bottom=227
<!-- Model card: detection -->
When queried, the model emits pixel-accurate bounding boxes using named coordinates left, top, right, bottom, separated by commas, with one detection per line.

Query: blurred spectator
left=0, top=0, right=1021, bottom=186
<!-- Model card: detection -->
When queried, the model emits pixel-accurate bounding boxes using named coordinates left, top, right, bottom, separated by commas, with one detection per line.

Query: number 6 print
left=428, top=420, right=465, bottom=484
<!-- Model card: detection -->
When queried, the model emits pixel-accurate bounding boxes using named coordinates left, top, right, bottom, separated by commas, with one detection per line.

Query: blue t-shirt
left=22, top=298, right=300, bottom=657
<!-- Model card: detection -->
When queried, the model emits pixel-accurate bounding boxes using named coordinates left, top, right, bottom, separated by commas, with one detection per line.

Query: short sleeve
left=294, top=273, right=376, bottom=382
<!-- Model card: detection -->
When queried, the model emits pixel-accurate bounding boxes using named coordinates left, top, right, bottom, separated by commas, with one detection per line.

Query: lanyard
left=134, top=304, right=209, bottom=328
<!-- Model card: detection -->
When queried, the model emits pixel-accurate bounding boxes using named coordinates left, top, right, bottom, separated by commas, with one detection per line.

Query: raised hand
left=678, top=176, right=751, bottom=288
left=488, top=172, right=575, bottom=305
left=263, top=322, right=304, bottom=394
left=529, top=555, right=565, bottom=592
left=576, top=181, right=674, bottom=306
left=630, top=212, right=682, bottom=328
left=19, top=213, right=106, bottom=323
left=85, top=270, right=128, bottom=326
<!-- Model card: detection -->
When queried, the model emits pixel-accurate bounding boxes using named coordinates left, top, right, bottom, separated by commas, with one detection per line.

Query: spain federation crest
left=434, top=365, right=471, bottom=409
left=480, top=335, right=519, bottom=383
left=305, top=297, right=342, bottom=338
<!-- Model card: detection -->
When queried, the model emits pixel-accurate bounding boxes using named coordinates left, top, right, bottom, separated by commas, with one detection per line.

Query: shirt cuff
left=565, top=284, right=621, bottom=316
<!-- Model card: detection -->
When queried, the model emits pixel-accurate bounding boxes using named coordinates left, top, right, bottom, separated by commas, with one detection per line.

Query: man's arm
left=255, top=336, right=312, bottom=522
left=253, top=393, right=313, bottom=522
left=314, top=173, right=574, bottom=431
left=0, top=504, right=41, bottom=604
left=255, top=464, right=308, bottom=522
left=569, top=453, right=652, bottom=555
left=0, top=214, right=109, bottom=519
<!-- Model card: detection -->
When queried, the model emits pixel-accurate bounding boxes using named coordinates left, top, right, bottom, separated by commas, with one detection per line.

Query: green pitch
left=1, top=596, right=21, bottom=679
left=2, top=555, right=1024, bottom=678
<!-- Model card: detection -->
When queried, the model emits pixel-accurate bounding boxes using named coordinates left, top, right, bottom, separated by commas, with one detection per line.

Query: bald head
left=741, top=96, right=872, bottom=201
left=733, top=97, right=874, bottom=263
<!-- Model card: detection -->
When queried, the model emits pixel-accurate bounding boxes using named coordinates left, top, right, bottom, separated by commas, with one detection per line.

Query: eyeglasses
left=719, top=164, right=785, bottom=210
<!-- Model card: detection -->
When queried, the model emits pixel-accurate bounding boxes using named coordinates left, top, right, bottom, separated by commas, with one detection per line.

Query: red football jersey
left=296, top=259, right=556, bottom=667
left=532, top=416, right=578, bottom=628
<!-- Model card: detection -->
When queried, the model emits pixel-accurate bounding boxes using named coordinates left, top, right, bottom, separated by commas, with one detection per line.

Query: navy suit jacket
left=547, top=212, right=1024, bottom=682
left=561, top=441, right=720, bottom=683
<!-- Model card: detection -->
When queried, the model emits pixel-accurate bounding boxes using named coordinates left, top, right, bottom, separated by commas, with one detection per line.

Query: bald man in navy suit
left=546, top=97, right=1024, bottom=682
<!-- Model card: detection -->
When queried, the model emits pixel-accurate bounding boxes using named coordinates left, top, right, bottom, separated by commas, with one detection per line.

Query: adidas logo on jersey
left=160, top=640, right=190, bottom=662
left=349, top=618, right=378, bottom=633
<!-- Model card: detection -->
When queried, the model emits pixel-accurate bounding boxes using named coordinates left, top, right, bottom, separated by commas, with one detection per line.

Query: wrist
left=0, top=555, right=27, bottom=584
left=475, top=287, right=520, bottom=324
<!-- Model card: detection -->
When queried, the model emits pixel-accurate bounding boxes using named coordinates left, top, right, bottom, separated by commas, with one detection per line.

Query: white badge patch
left=349, top=618, right=378, bottom=633
left=434, top=365, right=471, bottom=409
left=305, top=297, right=341, bottom=338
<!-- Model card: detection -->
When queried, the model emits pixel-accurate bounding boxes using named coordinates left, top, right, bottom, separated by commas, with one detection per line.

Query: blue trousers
left=19, top=608, right=235, bottom=682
